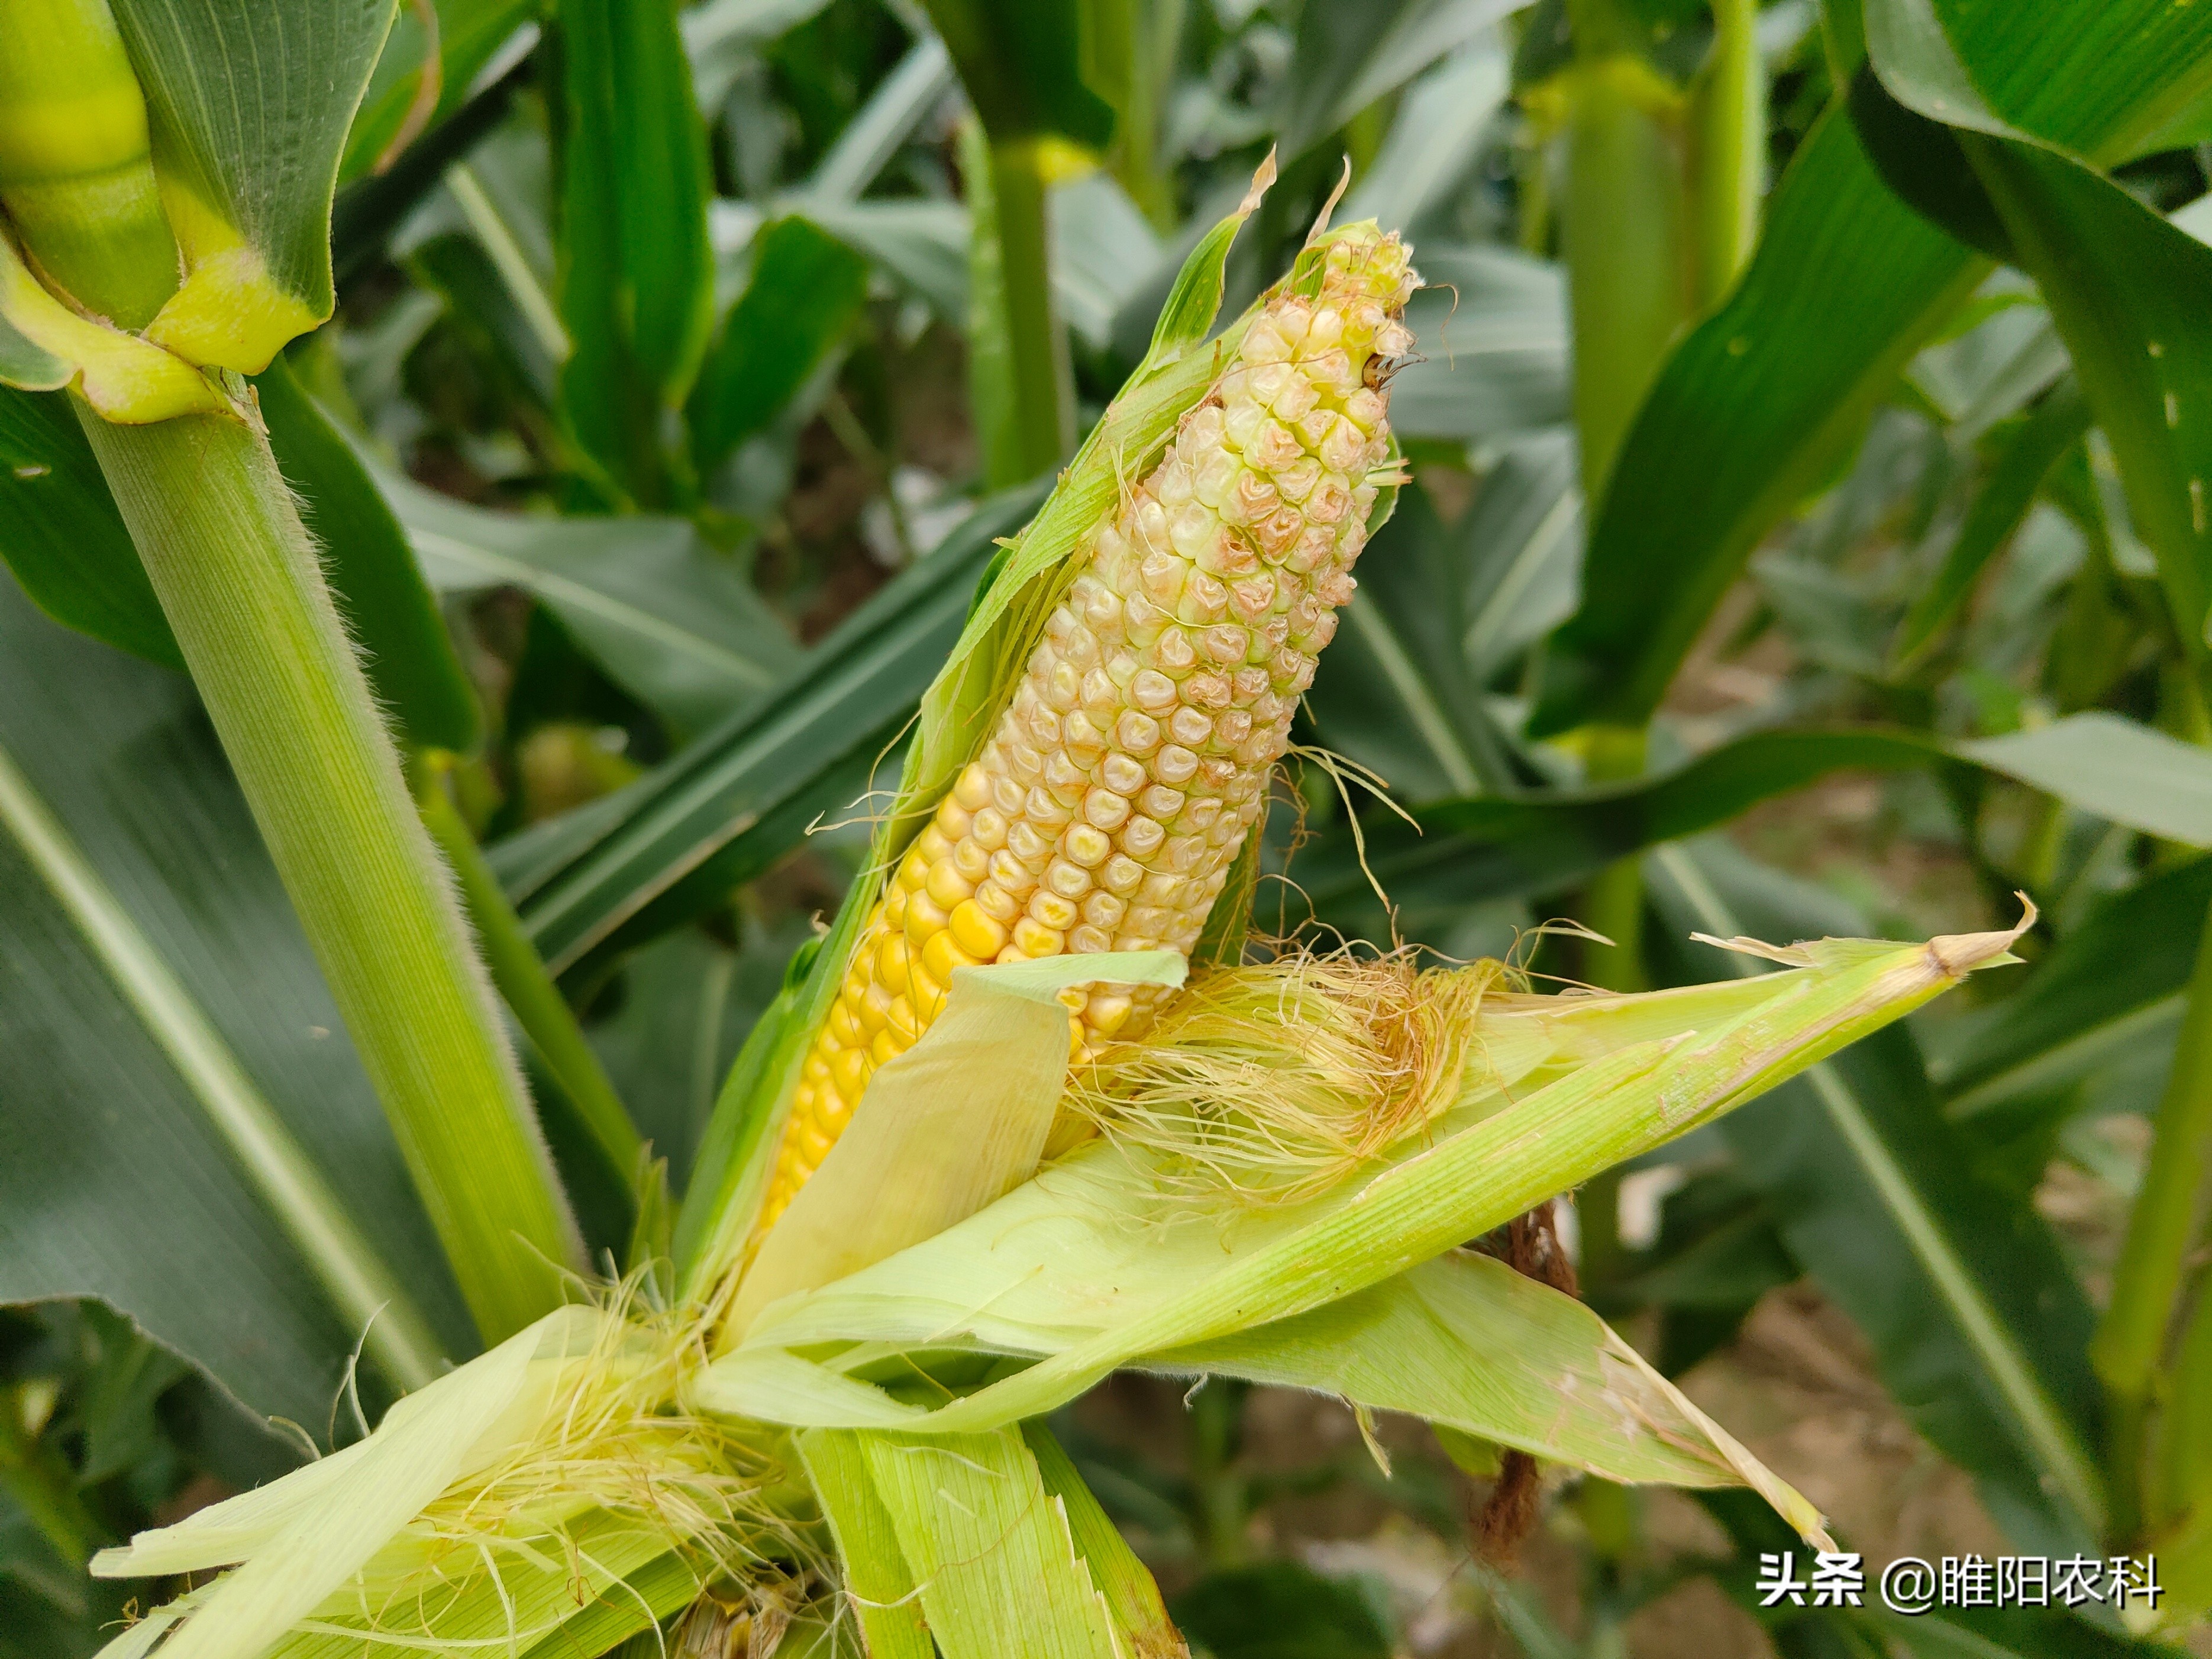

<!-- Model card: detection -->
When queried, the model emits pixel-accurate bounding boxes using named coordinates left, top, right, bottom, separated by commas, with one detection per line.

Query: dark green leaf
left=1301, top=726, right=1955, bottom=935
left=504, top=488, right=1039, bottom=976
left=256, top=355, right=482, bottom=754
left=554, top=0, right=716, bottom=503
left=392, top=472, right=798, bottom=733
left=1531, top=106, right=1980, bottom=734
left=690, top=217, right=871, bottom=477
left=1893, top=377, right=2090, bottom=666
left=1535, top=0, right=2212, bottom=733
left=918, top=0, right=1114, bottom=148
left=0, top=571, right=473, bottom=1428
left=341, top=0, right=539, bottom=184
left=1968, top=143, right=2212, bottom=662
left=1170, top=1562, right=1393, bottom=1659
left=1938, top=856, right=2212, bottom=1115
left=1306, top=482, right=1516, bottom=802
left=0, top=390, right=179, bottom=673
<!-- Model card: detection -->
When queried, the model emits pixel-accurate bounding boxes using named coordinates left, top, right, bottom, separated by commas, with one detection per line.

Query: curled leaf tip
left=1925, top=892, right=2037, bottom=979
left=1687, top=931, right=1820, bottom=967
left=1306, top=156, right=1354, bottom=245
left=1239, top=148, right=1279, bottom=217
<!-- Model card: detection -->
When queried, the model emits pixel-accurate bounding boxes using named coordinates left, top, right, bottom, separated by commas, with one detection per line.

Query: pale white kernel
left=1131, top=669, right=1178, bottom=712
left=1064, top=824, right=1113, bottom=867
left=1101, top=854, right=1146, bottom=895
left=1100, top=752, right=1148, bottom=795
left=1115, top=710, right=1160, bottom=753
left=1084, top=789, right=1132, bottom=831
left=1141, top=784, right=1186, bottom=819
left=1123, top=816, right=1167, bottom=857
left=1154, top=625, right=1197, bottom=674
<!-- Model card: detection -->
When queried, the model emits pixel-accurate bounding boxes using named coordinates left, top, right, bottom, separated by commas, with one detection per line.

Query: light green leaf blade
left=111, top=0, right=395, bottom=371
left=1162, top=1251, right=1829, bottom=1541
left=796, top=1429, right=934, bottom=1659
left=860, top=1426, right=1118, bottom=1659
left=1960, top=714, right=2212, bottom=847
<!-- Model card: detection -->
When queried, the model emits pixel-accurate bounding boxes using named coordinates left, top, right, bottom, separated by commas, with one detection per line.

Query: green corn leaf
left=0, top=387, right=178, bottom=671
left=390, top=469, right=798, bottom=734
left=858, top=1426, right=1119, bottom=1659
left=1532, top=0, right=2212, bottom=735
left=1967, top=147, right=2212, bottom=664
left=553, top=0, right=715, bottom=505
left=1956, top=716, right=2212, bottom=846
left=1937, top=855, right=2212, bottom=1116
left=1853, top=0, right=2212, bottom=667
left=1158, top=1249, right=1830, bottom=1541
left=106, top=0, right=394, bottom=372
left=340, top=0, right=539, bottom=185
left=0, top=568, right=473, bottom=1421
left=1304, top=717, right=2212, bottom=941
left=796, top=1429, right=934, bottom=1659
left=1893, top=376, right=2090, bottom=667
left=919, top=0, right=1114, bottom=150
left=690, top=216, right=871, bottom=478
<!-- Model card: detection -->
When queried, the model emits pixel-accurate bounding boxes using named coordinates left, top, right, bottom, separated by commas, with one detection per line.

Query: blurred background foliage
left=7, top=0, right=2212, bottom=1652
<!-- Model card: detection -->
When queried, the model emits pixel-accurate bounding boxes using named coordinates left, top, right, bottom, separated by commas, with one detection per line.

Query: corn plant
left=6, top=1, right=2212, bottom=1657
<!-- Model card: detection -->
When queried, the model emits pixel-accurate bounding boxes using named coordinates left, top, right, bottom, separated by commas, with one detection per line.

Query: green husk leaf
left=858, top=1426, right=1118, bottom=1659
left=1022, top=1422, right=1187, bottom=1658
left=728, top=951, right=1186, bottom=1336
left=91, top=1310, right=598, bottom=1658
left=703, top=924, right=2027, bottom=1447
left=796, top=1429, right=934, bottom=1659
left=1158, top=1250, right=1833, bottom=1546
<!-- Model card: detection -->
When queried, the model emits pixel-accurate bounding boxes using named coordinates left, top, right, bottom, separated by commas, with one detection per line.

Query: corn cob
left=759, top=228, right=1420, bottom=1229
